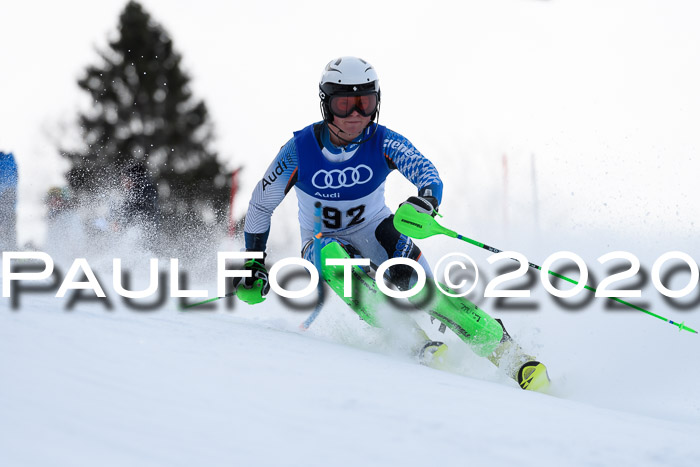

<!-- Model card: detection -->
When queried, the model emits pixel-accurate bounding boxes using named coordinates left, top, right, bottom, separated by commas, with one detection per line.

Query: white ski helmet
left=319, top=56, right=380, bottom=123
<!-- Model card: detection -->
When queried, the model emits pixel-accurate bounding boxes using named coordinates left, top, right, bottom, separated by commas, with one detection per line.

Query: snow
left=2, top=296, right=699, bottom=467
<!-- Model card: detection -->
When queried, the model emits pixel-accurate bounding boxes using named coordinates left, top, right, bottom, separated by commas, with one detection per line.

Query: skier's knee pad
left=319, top=241, right=385, bottom=327
left=320, top=241, right=369, bottom=277
left=412, top=281, right=505, bottom=357
left=448, top=294, right=505, bottom=357
left=374, top=215, right=424, bottom=291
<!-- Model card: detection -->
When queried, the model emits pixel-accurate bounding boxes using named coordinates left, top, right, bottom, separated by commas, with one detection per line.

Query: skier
left=234, top=57, right=549, bottom=392
left=0, top=151, right=18, bottom=251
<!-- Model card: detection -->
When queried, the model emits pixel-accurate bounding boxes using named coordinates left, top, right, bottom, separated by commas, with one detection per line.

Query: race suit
left=243, top=121, right=443, bottom=289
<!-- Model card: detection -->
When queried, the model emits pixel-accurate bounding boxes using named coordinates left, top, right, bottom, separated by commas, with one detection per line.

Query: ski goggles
left=329, top=93, right=378, bottom=118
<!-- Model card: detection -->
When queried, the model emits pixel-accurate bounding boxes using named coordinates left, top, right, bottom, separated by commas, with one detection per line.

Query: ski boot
left=487, top=322, right=551, bottom=393
left=517, top=361, right=550, bottom=392
left=418, top=340, right=448, bottom=367
left=410, top=326, right=447, bottom=367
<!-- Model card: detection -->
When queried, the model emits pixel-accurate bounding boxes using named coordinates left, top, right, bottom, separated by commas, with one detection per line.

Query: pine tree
left=62, top=0, right=231, bottom=229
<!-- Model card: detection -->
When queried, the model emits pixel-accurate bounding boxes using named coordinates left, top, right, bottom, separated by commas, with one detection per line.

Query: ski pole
left=180, top=292, right=235, bottom=310
left=300, top=202, right=325, bottom=330
left=394, top=203, right=698, bottom=334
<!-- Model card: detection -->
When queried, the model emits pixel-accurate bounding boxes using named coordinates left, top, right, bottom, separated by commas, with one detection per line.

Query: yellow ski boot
left=517, top=361, right=551, bottom=392
left=418, top=340, right=448, bottom=368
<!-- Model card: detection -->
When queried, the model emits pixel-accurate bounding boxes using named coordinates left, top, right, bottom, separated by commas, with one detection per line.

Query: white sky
left=2, top=0, right=700, bottom=246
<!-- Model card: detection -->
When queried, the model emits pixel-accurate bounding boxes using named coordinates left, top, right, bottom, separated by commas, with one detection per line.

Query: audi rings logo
left=312, top=165, right=374, bottom=189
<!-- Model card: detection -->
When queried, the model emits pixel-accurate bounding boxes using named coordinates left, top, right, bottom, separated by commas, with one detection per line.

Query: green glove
left=234, top=259, right=270, bottom=305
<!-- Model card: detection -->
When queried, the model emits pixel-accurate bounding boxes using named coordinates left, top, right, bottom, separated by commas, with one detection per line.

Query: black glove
left=233, top=258, right=270, bottom=305
left=400, top=195, right=439, bottom=217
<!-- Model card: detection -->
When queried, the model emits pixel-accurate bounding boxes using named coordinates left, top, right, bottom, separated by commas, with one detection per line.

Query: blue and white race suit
left=243, top=122, right=443, bottom=289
